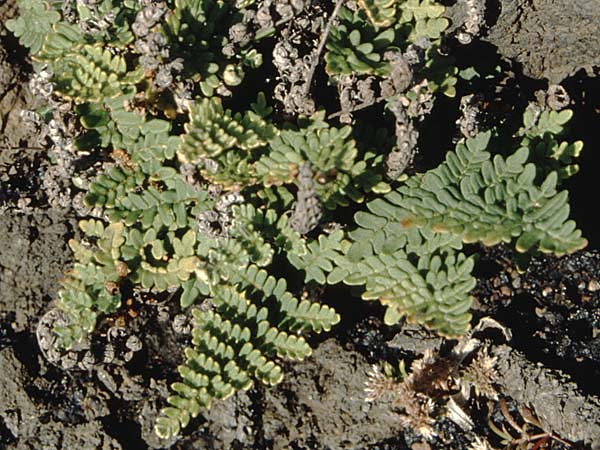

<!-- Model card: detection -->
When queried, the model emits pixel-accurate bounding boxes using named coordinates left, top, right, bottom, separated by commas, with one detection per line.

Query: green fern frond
left=520, top=107, right=584, bottom=180
left=227, top=206, right=275, bottom=267
left=359, top=132, right=586, bottom=254
left=205, top=287, right=313, bottom=360
left=343, top=248, right=474, bottom=335
left=37, top=22, right=84, bottom=60
left=357, top=0, right=398, bottom=27
left=48, top=45, right=143, bottom=102
left=325, top=6, right=396, bottom=76
left=87, top=168, right=202, bottom=229
left=235, top=265, right=340, bottom=333
left=397, top=0, right=448, bottom=41
left=54, top=222, right=126, bottom=348
left=155, top=275, right=334, bottom=439
left=178, top=97, right=277, bottom=170
left=257, top=119, right=362, bottom=208
left=76, top=94, right=142, bottom=149
left=333, top=130, right=586, bottom=336
left=126, top=228, right=201, bottom=290
left=230, top=204, right=307, bottom=258
left=5, top=0, right=60, bottom=54
left=288, top=230, right=349, bottom=284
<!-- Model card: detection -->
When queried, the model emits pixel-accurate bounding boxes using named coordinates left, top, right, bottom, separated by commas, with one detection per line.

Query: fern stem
left=328, top=95, right=387, bottom=119
left=302, top=0, right=346, bottom=96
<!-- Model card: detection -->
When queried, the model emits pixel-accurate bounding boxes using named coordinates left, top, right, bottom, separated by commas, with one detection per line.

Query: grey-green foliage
left=8, top=0, right=264, bottom=105
left=177, top=96, right=277, bottom=190
left=7, top=0, right=588, bottom=441
left=179, top=99, right=389, bottom=209
left=357, top=0, right=397, bottom=27
left=9, top=0, right=141, bottom=101
left=5, top=0, right=60, bottom=53
left=325, top=6, right=398, bottom=77
left=54, top=44, right=144, bottom=102
left=256, top=113, right=388, bottom=209
left=53, top=108, right=341, bottom=439
left=55, top=221, right=126, bottom=344
left=327, top=131, right=587, bottom=336
left=326, top=0, right=450, bottom=77
left=34, top=20, right=142, bottom=102
left=60, top=82, right=400, bottom=438
left=162, top=0, right=263, bottom=96
left=288, top=230, right=349, bottom=284
left=155, top=266, right=339, bottom=437
left=519, top=107, right=583, bottom=180
left=396, top=0, right=448, bottom=41
left=77, top=93, right=165, bottom=150
left=63, top=93, right=391, bottom=359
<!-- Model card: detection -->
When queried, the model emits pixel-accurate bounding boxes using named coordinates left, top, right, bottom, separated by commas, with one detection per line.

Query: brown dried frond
left=408, top=349, right=456, bottom=397
left=396, top=388, right=437, bottom=439
left=364, top=364, right=401, bottom=402
left=462, top=349, right=498, bottom=399
left=364, top=349, right=466, bottom=439
left=365, top=362, right=437, bottom=439
left=469, top=436, right=496, bottom=450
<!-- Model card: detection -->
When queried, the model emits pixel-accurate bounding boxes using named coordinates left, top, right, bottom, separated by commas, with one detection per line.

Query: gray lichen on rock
left=484, top=0, right=600, bottom=82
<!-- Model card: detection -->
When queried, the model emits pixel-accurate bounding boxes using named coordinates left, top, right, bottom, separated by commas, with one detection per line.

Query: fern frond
left=87, top=167, right=201, bottom=230
left=325, top=6, right=396, bottom=77
left=54, top=222, right=126, bottom=348
left=356, top=132, right=586, bottom=256
left=520, top=107, right=584, bottom=181
left=230, top=204, right=307, bottom=259
left=257, top=119, right=362, bottom=208
left=334, top=130, right=586, bottom=336
left=205, top=287, right=313, bottom=360
left=357, top=0, right=398, bottom=27
left=178, top=97, right=277, bottom=179
left=37, top=22, right=84, bottom=60
left=235, top=265, right=340, bottom=333
left=51, top=44, right=144, bottom=103
left=5, top=0, right=60, bottom=54
left=288, top=230, right=349, bottom=284
left=155, top=277, right=325, bottom=439
left=341, top=248, right=474, bottom=336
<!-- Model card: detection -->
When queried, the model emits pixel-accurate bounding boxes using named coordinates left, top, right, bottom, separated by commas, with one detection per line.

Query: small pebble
left=587, top=279, right=600, bottom=292
left=511, top=276, right=521, bottom=289
left=541, top=286, right=553, bottom=297
left=500, top=285, right=512, bottom=296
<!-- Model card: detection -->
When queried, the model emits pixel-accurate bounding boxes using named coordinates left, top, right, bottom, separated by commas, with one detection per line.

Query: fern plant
left=161, top=0, right=264, bottom=96
left=519, top=106, right=584, bottom=180
left=7, top=0, right=589, bottom=443
left=326, top=129, right=586, bottom=336
left=54, top=106, right=342, bottom=438
left=325, top=0, right=456, bottom=96
left=5, top=0, right=60, bottom=53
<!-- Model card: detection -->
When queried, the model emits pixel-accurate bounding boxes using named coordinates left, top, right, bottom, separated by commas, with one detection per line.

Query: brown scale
left=109, top=148, right=135, bottom=170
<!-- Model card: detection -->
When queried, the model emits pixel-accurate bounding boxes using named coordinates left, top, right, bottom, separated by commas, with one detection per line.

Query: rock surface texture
left=485, top=0, right=600, bottom=82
